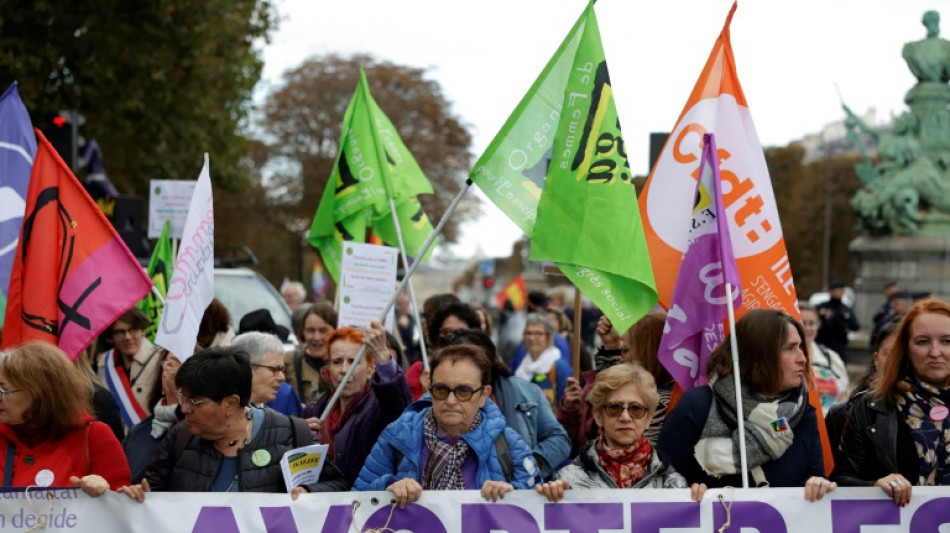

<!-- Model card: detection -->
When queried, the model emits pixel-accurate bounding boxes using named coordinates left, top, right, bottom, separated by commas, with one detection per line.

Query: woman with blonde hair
left=537, top=363, right=705, bottom=502
left=835, top=298, right=950, bottom=505
left=0, top=342, right=131, bottom=495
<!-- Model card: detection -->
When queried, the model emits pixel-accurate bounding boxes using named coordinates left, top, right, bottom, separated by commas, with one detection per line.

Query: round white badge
left=34, top=469, right=54, bottom=487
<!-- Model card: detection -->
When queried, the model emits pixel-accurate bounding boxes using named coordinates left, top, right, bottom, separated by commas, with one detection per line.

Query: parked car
left=214, top=267, right=294, bottom=342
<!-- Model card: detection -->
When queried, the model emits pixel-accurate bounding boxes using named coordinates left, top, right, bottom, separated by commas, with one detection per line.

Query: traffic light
left=483, top=277, right=494, bottom=289
left=42, top=110, right=82, bottom=171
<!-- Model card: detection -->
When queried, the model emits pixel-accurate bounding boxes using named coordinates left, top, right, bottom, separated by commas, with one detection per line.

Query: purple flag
left=658, top=133, right=741, bottom=390
left=0, top=83, right=36, bottom=323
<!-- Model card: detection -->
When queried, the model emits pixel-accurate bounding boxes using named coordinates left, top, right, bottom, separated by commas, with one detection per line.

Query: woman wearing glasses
left=300, top=323, right=412, bottom=486
left=0, top=342, right=131, bottom=495
left=354, top=344, right=538, bottom=507
left=536, top=363, right=705, bottom=501
left=118, top=346, right=347, bottom=501
left=96, top=308, right=160, bottom=426
left=231, top=331, right=289, bottom=407
left=656, top=309, right=835, bottom=501
left=515, top=313, right=571, bottom=407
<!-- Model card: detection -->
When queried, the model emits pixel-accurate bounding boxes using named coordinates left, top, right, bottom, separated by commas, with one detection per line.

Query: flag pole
left=320, top=181, right=473, bottom=421
left=571, top=286, right=582, bottom=380
left=725, top=282, right=749, bottom=489
left=150, top=285, right=166, bottom=306
left=387, top=198, right=430, bottom=370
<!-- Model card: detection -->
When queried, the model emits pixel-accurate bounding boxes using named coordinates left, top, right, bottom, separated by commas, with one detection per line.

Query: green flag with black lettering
left=137, top=220, right=173, bottom=341
left=470, top=1, right=656, bottom=333
left=309, top=68, right=436, bottom=281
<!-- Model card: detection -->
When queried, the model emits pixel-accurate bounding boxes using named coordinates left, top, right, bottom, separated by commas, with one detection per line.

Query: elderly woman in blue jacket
left=353, top=344, right=538, bottom=507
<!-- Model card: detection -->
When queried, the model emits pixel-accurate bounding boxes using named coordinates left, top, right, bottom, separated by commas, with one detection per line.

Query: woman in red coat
left=0, top=342, right=131, bottom=494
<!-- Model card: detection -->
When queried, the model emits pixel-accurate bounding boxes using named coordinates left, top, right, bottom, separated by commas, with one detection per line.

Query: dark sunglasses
left=602, top=402, right=649, bottom=419
left=429, top=383, right=485, bottom=402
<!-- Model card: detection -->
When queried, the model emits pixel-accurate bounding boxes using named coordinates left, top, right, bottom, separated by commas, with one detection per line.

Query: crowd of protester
left=0, top=282, right=946, bottom=511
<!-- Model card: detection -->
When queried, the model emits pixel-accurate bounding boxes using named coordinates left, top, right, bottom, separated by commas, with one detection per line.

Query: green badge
left=251, top=449, right=271, bottom=467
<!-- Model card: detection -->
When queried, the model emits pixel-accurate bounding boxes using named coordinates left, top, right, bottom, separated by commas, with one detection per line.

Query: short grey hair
left=525, top=312, right=556, bottom=346
left=283, top=281, right=306, bottom=300
left=231, top=331, right=284, bottom=364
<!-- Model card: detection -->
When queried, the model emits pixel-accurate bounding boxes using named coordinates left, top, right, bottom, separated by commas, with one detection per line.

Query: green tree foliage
left=0, top=0, right=276, bottom=192
left=255, top=54, right=475, bottom=249
left=766, top=144, right=863, bottom=298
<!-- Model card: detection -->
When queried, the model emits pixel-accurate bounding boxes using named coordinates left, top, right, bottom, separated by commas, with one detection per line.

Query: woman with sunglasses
left=118, top=346, right=347, bottom=501
left=656, top=309, right=835, bottom=501
left=537, top=363, right=705, bottom=501
left=354, top=344, right=538, bottom=507
left=300, top=323, right=412, bottom=486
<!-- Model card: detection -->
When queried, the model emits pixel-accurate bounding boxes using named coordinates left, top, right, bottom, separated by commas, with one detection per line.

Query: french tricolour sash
left=103, top=349, right=148, bottom=427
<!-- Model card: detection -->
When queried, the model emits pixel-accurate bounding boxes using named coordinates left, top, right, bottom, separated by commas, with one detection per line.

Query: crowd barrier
left=0, top=487, right=945, bottom=532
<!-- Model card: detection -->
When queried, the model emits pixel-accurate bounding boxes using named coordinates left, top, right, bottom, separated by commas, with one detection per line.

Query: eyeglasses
left=111, top=327, right=142, bottom=338
left=252, top=363, right=285, bottom=375
left=0, top=388, right=22, bottom=401
left=429, top=383, right=485, bottom=402
left=602, top=402, right=650, bottom=419
left=176, top=390, right=210, bottom=411
left=523, top=331, right=547, bottom=337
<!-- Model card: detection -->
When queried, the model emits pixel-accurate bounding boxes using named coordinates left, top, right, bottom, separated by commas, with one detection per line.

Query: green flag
left=309, top=67, right=437, bottom=280
left=137, top=220, right=173, bottom=341
left=470, top=1, right=656, bottom=333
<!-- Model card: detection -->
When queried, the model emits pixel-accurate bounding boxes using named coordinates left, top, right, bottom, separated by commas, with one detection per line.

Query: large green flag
left=470, top=1, right=656, bottom=333
left=309, top=68, right=436, bottom=281
left=137, top=220, right=173, bottom=341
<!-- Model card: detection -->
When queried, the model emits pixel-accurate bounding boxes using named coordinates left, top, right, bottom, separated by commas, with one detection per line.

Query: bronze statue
left=847, top=11, right=950, bottom=236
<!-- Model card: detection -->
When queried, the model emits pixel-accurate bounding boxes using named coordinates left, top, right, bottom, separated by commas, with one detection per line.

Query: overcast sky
left=259, top=0, right=946, bottom=259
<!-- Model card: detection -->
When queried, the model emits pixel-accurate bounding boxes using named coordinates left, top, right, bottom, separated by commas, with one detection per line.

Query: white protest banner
left=0, top=487, right=945, bottom=532
left=148, top=179, right=198, bottom=239
left=155, top=154, right=214, bottom=360
left=338, top=241, right=397, bottom=329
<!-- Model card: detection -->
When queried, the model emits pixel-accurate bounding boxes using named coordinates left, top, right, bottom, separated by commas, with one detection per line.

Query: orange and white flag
left=638, top=2, right=798, bottom=320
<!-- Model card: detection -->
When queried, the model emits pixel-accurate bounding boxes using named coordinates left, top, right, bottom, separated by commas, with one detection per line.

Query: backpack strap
left=494, top=433, right=513, bottom=483
left=172, top=424, right=193, bottom=464
left=289, top=415, right=311, bottom=447
left=3, top=441, right=15, bottom=487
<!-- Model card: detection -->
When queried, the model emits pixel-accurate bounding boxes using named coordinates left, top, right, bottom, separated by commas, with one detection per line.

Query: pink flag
left=657, top=133, right=741, bottom=390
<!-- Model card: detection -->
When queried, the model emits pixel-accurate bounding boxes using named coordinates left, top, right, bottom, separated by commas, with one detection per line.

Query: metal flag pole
left=387, top=197, right=429, bottom=370
left=320, top=180, right=473, bottom=422
left=725, top=282, right=749, bottom=489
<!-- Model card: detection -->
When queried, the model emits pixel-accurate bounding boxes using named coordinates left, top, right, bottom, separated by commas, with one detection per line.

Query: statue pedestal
left=850, top=235, right=950, bottom=329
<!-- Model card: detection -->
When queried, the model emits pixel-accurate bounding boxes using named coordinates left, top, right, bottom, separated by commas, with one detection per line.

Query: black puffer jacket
left=832, top=393, right=919, bottom=486
left=146, top=408, right=348, bottom=492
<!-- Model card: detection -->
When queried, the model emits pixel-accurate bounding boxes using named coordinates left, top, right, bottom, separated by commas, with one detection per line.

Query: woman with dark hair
left=0, top=342, right=131, bottom=495
left=300, top=322, right=412, bottom=486
left=834, top=298, right=950, bottom=505
left=97, top=307, right=161, bottom=427
left=657, top=309, right=834, bottom=500
left=284, top=301, right=336, bottom=403
left=438, top=329, right=570, bottom=481
left=354, top=344, right=538, bottom=507
left=196, top=298, right=234, bottom=349
left=118, top=346, right=347, bottom=501
left=537, top=364, right=705, bottom=502
left=407, top=302, right=482, bottom=400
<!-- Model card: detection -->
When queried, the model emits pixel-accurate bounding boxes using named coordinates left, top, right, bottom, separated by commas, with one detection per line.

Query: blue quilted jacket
left=353, top=397, right=538, bottom=491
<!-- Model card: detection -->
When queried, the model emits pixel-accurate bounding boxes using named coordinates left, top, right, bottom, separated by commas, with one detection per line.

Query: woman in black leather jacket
left=834, top=298, right=950, bottom=506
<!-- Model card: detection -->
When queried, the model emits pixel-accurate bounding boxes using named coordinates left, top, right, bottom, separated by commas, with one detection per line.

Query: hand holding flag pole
left=320, top=181, right=474, bottom=422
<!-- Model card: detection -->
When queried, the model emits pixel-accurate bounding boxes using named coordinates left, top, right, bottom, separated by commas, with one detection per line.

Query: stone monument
left=847, top=10, right=950, bottom=328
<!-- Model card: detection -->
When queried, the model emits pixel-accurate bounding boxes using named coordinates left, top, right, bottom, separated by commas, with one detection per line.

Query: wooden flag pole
left=572, top=286, right=582, bottom=381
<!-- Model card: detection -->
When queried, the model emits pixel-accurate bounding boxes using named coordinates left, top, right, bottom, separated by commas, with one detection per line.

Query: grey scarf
left=695, top=376, right=807, bottom=486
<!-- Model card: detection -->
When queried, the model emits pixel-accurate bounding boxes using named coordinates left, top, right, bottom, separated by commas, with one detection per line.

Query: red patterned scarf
left=595, top=436, right=653, bottom=488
